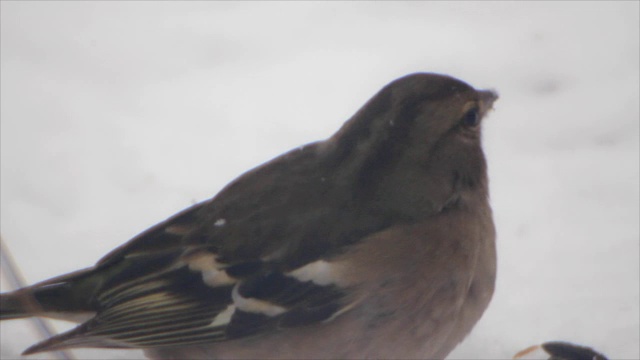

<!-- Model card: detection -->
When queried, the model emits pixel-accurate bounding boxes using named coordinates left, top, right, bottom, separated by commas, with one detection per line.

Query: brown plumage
left=0, top=73, right=498, bottom=359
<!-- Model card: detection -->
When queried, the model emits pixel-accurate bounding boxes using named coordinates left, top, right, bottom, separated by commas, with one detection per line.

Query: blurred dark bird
left=0, top=73, right=498, bottom=359
left=514, top=341, right=609, bottom=360
left=541, top=341, right=609, bottom=360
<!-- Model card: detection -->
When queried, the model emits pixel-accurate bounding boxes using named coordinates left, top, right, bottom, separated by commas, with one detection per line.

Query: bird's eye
left=461, top=108, right=480, bottom=127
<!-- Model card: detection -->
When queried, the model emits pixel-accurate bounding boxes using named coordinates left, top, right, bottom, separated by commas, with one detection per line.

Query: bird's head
left=325, top=73, right=498, bottom=218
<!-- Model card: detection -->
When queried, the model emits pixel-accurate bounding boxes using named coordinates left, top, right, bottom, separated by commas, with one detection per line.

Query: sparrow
left=0, top=73, right=498, bottom=359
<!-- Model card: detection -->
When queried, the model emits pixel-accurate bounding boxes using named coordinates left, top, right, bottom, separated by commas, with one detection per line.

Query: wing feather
left=21, top=142, right=399, bottom=354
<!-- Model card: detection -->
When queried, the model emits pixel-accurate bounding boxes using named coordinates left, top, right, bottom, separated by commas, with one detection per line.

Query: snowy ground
left=1, top=2, right=638, bottom=359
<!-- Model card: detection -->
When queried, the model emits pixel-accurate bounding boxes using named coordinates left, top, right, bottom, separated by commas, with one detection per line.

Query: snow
left=1, top=2, right=638, bottom=359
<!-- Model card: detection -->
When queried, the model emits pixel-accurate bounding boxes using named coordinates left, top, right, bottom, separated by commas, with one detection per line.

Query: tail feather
left=0, top=268, right=97, bottom=321
left=0, top=289, right=36, bottom=320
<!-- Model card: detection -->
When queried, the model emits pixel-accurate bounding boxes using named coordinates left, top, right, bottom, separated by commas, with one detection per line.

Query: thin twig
left=0, top=235, right=75, bottom=360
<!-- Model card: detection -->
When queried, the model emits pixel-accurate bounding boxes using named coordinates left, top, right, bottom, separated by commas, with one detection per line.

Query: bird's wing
left=22, top=142, right=400, bottom=354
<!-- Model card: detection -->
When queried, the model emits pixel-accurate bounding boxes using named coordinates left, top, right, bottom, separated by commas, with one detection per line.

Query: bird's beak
left=478, top=89, right=499, bottom=115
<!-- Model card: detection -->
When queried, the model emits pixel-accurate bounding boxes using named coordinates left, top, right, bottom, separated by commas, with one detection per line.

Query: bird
left=513, top=341, right=610, bottom=360
left=0, top=72, right=498, bottom=359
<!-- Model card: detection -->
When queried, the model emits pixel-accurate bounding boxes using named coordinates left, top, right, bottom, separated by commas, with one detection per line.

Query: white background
left=1, top=2, right=638, bottom=359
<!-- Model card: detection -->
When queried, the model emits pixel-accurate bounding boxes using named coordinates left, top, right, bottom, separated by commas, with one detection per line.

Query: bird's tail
left=0, top=289, right=35, bottom=320
left=0, top=268, right=97, bottom=322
